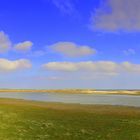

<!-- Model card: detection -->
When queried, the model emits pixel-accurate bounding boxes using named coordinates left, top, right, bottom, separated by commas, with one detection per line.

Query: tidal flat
left=0, top=98, right=140, bottom=140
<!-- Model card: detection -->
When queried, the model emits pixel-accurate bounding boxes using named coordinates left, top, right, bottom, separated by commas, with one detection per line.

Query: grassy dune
left=0, top=89, right=96, bottom=94
left=0, top=89, right=140, bottom=95
left=0, top=98, right=140, bottom=140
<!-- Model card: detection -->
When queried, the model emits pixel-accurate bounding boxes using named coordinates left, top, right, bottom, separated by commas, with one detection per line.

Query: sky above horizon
left=0, top=0, right=140, bottom=89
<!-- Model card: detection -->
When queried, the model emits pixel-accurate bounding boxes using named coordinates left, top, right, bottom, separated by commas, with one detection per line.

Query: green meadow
left=0, top=98, right=139, bottom=140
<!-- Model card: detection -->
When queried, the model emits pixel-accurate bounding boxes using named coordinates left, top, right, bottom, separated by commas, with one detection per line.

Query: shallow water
left=0, top=92, right=140, bottom=107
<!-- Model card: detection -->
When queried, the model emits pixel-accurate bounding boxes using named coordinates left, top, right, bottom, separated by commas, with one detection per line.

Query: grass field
left=0, top=98, right=140, bottom=140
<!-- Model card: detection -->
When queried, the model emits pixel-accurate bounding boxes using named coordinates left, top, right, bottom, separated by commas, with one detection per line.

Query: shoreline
left=0, top=98, right=140, bottom=109
left=0, top=97, right=140, bottom=108
left=0, top=89, right=140, bottom=95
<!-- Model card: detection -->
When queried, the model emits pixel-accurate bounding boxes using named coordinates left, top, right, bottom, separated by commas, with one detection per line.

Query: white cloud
left=43, top=62, right=78, bottom=71
left=123, top=49, right=135, bottom=55
left=42, top=61, right=140, bottom=74
left=0, top=31, right=11, bottom=53
left=0, top=59, right=32, bottom=72
left=121, top=62, right=140, bottom=73
left=91, top=0, right=140, bottom=32
left=51, top=42, right=96, bottom=57
left=14, top=41, right=33, bottom=52
left=0, top=31, right=33, bottom=54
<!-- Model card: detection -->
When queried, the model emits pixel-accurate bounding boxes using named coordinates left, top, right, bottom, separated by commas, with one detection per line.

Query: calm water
left=0, top=92, right=140, bottom=107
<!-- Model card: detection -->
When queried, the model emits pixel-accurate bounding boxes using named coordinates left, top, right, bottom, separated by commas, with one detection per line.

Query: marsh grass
left=0, top=99, right=139, bottom=140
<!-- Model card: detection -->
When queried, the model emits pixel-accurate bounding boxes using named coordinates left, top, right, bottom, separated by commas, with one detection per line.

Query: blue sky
left=0, top=0, right=140, bottom=89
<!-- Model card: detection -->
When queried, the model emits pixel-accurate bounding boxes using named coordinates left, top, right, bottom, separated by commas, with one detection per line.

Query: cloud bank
left=42, top=61, right=140, bottom=75
left=91, top=0, right=140, bottom=32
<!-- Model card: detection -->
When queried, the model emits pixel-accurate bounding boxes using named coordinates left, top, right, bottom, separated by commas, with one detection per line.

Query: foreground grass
left=0, top=99, right=140, bottom=140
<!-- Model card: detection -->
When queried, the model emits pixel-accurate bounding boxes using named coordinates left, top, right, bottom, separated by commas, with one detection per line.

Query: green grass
left=0, top=98, right=140, bottom=140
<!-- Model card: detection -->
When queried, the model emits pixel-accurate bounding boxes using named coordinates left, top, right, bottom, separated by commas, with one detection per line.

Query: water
left=0, top=92, right=140, bottom=107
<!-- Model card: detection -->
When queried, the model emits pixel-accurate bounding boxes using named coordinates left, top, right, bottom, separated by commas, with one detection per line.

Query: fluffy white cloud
left=14, top=41, right=33, bottom=52
left=0, top=59, right=32, bottom=72
left=91, top=0, right=140, bottom=32
left=42, top=61, right=140, bottom=74
left=0, top=31, right=33, bottom=54
left=0, top=31, right=11, bottom=53
left=42, top=62, right=78, bottom=71
left=51, top=42, right=96, bottom=57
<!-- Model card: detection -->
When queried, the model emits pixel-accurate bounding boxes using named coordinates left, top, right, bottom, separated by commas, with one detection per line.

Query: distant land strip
left=0, top=89, right=140, bottom=95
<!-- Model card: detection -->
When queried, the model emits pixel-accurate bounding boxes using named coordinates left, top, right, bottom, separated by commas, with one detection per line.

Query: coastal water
left=0, top=92, right=140, bottom=107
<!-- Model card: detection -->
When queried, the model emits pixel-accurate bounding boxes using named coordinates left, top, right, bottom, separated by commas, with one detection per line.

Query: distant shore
left=0, top=89, right=140, bottom=95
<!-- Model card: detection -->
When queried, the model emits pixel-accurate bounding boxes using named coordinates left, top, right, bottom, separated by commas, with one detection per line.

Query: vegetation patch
left=0, top=98, right=139, bottom=140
